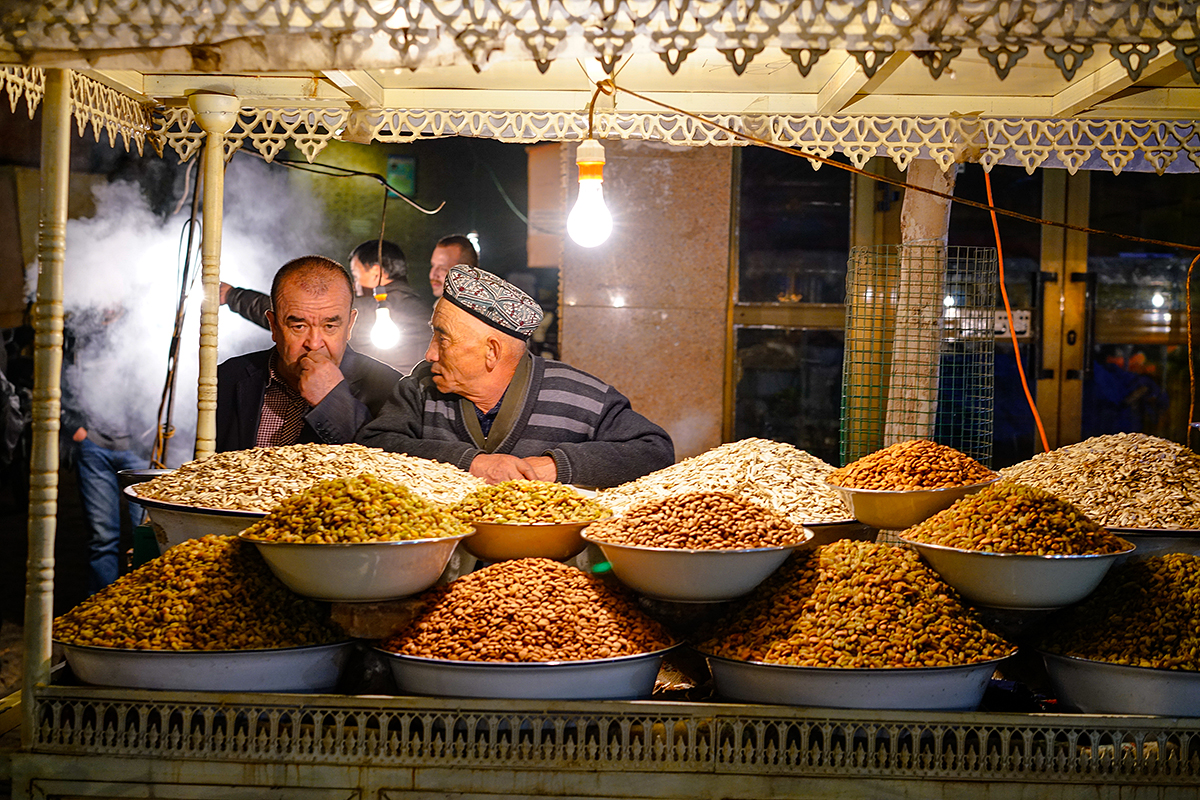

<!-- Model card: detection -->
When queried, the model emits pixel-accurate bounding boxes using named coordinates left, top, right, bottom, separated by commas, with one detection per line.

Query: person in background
left=216, top=255, right=401, bottom=451
left=221, top=239, right=429, bottom=374
left=60, top=308, right=150, bottom=594
left=428, top=234, right=478, bottom=299
left=357, top=266, right=673, bottom=487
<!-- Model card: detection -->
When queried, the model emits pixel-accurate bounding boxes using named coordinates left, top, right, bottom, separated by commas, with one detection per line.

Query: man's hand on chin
left=296, top=350, right=345, bottom=405
left=470, top=453, right=558, bottom=484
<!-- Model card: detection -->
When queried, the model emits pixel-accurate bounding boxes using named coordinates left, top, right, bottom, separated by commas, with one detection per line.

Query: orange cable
left=985, top=170, right=1050, bottom=454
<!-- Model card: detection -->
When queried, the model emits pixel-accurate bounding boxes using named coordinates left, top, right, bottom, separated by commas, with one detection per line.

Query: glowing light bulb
left=567, top=138, right=613, bottom=248
left=371, top=306, right=400, bottom=349
left=1152, top=291, right=1165, bottom=309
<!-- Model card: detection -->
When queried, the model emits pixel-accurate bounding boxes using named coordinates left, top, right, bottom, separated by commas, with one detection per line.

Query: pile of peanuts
left=901, top=481, right=1133, bottom=555
left=699, top=539, right=1014, bottom=668
left=828, top=439, right=996, bottom=490
left=53, top=536, right=345, bottom=650
left=585, top=491, right=808, bottom=550
left=380, top=558, right=673, bottom=662
left=451, top=480, right=611, bottom=524
left=1041, top=554, right=1200, bottom=670
left=241, top=474, right=473, bottom=544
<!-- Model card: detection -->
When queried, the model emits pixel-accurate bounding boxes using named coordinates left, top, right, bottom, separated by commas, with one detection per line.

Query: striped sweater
left=356, top=355, right=674, bottom=487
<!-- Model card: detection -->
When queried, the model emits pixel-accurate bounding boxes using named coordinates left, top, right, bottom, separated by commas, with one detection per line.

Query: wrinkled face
left=268, top=276, right=357, bottom=383
left=348, top=255, right=382, bottom=291
left=424, top=300, right=489, bottom=397
left=429, top=244, right=468, bottom=298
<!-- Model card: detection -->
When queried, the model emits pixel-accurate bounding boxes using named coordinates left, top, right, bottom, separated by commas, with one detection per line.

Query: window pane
left=737, top=149, right=852, bottom=304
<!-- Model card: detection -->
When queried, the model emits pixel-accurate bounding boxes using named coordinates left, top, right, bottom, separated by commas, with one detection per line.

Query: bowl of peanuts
left=451, top=480, right=612, bottom=562
left=582, top=491, right=813, bottom=602
left=237, top=474, right=477, bottom=602
left=376, top=558, right=678, bottom=699
left=898, top=481, right=1135, bottom=609
left=825, top=439, right=999, bottom=529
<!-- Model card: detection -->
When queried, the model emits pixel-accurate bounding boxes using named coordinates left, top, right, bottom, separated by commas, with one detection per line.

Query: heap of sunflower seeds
left=1040, top=554, right=1200, bottom=670
left=241, top=474, right=473, bottom=543
left=133, top=443, right=483, bottom=511
left=596, top=438, right=849, bottom=524
left=999, top=433, right=1200, bottom=529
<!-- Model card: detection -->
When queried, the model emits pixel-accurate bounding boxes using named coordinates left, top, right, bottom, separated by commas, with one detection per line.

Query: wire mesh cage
left=840, top=243, right=997, bottom=467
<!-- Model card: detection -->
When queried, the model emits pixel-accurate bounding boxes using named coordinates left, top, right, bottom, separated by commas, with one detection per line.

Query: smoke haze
left=41, top=155, right=329, bottom=467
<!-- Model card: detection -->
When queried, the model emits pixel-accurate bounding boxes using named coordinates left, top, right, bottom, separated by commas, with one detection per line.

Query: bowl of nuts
left=238, top=474, right=476, bottom=602
left=125, top=486, right=266, bottom=552
left=826, top=439, right=998, bottom=529
left=1040, top=653, right=1200, bottom=715
left=583, top=491, right=813, bottom=602
left=451, top=480, right=612, bottom=562
left=898, top=481, right=1135, bottom=609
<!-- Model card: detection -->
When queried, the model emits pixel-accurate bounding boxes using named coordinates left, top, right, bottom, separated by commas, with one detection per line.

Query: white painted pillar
left=188, top=93, right=239, bottom=459
left=23, top=67, right=71, bottom=746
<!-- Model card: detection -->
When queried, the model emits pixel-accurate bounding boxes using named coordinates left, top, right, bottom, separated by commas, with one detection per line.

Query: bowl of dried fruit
left=898, top=481, right=1134, bottom=609
left=238, top=474, right=475, bottom=602
left=825, top=440, right=998, bottom=530
left=583, top=491, right=812, bottom=602
left=451, top=481, right=611, bottom=562
left=375, top=558, right=678, bottom=699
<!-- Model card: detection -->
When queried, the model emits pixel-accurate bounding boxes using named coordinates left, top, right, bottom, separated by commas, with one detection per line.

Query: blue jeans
left=77, top=438, right=147, bottom=593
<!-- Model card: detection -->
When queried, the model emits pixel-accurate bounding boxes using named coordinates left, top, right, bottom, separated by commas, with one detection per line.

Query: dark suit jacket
left=216, top=346, right=401, bottom=452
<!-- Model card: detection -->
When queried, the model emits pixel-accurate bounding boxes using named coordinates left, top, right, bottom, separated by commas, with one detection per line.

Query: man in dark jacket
left=217, top=255, right=400, bottom=451
left=357, top=266, right=673, bottom=487
left=221, top=239, right=430, bottom=374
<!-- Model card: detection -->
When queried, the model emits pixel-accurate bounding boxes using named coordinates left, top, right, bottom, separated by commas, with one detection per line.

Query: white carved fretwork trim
left=155, top=106, right=1200, bottom=175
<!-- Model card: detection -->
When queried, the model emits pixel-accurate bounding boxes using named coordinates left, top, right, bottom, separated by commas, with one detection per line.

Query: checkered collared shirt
left=255, top=353, right=310, bottom=447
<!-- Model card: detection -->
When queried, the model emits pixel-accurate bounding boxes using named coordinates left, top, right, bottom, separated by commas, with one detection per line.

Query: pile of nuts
left=381, top=559, right=672, bottom=662
left=1041, top=554, right=1200, bottom=670
left=451, top=480, right=611, bottom=524
left=999, top=433, right=1200, bottom=529
left=828, top=439, right=996, bottom=490
left=53, top=536, right=344, bottom=650
left=241, top=474, right=472, bottom=543
left=134, top=443, right=483, bottom=511
left=901, top=481, right=1132, bottom=555
left=699, top=539, right=1014, bottom=668
left=597, top=438, right=850, bottom=524
left=586, top=491, right=808, bottom=550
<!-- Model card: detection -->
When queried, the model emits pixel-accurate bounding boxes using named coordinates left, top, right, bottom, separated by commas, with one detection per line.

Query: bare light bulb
left=567, top=138, right=613, bottom=248
left=371, top=305, right=400, bottom=349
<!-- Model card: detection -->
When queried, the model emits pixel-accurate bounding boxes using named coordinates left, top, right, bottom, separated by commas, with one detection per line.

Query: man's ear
left=484, top=334, right=503, bottom=369
left=348, top=306, right=358, bottom=335
left=266, top=310, right=281, bottom=345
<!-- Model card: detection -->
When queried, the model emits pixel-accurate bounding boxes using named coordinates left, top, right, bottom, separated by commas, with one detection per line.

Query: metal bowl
left=1042, top=652, right=1200, bottom=715
left=582, top=536, right=811, bottom=602
left=239, top=530, right=475, bottom=602
left=462, top=520, right=597, bottom=562
left=801, top=519, right=877, bottom=547
left=58, top=641, right=353, bottom=692
left=826, top=477, right=997, bottom=530
left=375, top=645, right=677, bottom=699
left=900, top=538, right=1134, bottom=610
left=703, top=651, right=1010, bottom=710
left=116, top=467, right=174, bottom=491
left=125, top=485, right=265, bottom=552
left=1108, top=527, right=1200, bottom=560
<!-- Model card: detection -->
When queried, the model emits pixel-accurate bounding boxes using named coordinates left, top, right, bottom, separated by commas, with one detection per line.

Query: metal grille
left=841, top=244, right=997, bottom=468
left=24, top=688, right=1200, bottom=784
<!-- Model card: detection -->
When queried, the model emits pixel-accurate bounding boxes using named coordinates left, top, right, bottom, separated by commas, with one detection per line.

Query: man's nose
left=423, top=337, right=438, bottom=362
left=303, top=328, right=326, bottom=351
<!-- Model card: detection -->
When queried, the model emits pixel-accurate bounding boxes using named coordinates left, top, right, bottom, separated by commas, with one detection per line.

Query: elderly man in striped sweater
left=357, top=266, right=673, bottom=487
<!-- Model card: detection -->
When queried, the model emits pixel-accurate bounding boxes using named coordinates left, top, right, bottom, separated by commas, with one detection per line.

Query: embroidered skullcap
left=442, top=265, right=544, bottom=340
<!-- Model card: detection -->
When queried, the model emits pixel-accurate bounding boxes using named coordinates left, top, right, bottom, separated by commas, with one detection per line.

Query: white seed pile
left=998, top=433, right=1200, bottom=529
left=133, top=443, right=483, bottom=511
left=597, top=438, right=850, bottom=525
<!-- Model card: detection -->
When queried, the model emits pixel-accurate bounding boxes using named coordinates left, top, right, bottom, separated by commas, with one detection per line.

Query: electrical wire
left=1189, top=254, right=1200, bottom=452
left=237, top=147, right=446, bottom=215
left=985, top=170, right=1050, bottom=454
